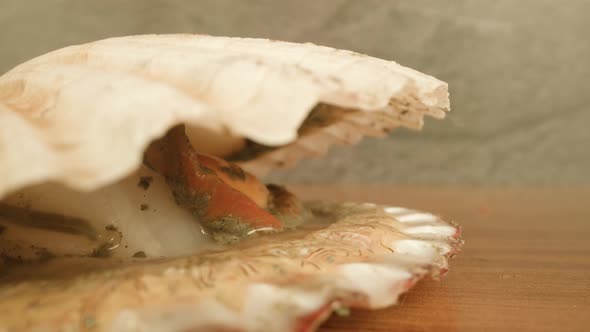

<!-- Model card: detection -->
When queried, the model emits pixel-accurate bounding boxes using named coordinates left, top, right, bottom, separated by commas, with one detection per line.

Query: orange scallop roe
left=144, top=125, right=283, bottom=233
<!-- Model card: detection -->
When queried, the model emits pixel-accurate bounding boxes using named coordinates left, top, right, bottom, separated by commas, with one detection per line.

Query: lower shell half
left=0, top=202, right=462, bottom=332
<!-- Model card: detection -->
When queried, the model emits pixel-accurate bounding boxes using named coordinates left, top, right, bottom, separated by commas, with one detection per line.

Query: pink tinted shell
left=0, top=35, right=457, bottom=332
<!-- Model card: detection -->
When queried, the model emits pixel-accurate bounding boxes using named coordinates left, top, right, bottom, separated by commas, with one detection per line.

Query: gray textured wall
left=1, top=0, right=588, bottom=184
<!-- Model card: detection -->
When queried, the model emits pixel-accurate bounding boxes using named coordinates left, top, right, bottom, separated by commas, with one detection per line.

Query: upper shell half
left=0, top=34, right=449, bottom=199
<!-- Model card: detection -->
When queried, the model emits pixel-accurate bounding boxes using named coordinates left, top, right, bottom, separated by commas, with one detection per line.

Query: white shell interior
left=1, top=165, right=218, bottom=259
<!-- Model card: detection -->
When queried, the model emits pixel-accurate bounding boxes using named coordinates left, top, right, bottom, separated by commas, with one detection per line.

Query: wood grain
left=288, top=186, right=590, bottom=332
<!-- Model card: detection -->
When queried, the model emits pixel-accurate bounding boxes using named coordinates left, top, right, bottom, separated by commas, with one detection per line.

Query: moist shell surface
left=0, top=202, right=461, bottom=332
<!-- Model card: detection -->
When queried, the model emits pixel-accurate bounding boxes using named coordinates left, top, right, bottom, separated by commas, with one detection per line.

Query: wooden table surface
left=288, top=186, right=590, bottom=332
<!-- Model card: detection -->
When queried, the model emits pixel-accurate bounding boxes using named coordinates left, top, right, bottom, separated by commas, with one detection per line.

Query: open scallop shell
left=0, top=35, right=458, bottom=332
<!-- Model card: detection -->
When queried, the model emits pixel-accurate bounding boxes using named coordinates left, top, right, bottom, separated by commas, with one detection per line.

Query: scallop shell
left=0, top=35, right=458, bottom=332
left=0, top=203, right=461, bottom=332
left=0, top=34, right=449, bottom=199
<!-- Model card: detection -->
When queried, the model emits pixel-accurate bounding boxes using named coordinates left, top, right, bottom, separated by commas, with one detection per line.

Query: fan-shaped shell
left=0, top=203, right=461, bottom=332
left=0, top=34, right=449, bottom=199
